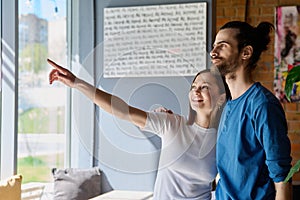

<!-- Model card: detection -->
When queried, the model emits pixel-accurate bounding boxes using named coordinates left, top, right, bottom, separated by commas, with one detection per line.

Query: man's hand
left=275, top=181, right=292, bottom=200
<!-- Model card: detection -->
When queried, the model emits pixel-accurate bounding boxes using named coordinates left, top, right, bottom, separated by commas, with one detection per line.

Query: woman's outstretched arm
left=48, top=59, right=147, bottom=128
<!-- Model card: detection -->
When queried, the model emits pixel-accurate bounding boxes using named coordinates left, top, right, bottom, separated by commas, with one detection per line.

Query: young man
left=210, top=21, right=292, bottom=199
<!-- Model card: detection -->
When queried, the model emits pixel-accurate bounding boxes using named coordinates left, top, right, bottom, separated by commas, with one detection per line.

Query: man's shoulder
left=251, top=82, right=280, bottom=104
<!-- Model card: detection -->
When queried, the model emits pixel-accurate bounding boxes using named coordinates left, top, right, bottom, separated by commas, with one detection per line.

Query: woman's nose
left=193, top=87, right=202, bottom=94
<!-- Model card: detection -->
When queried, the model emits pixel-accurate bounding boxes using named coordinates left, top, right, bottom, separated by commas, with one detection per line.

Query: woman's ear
left=241, top=45, right=253, bottom=60
left=216, top=93, right=226, bottom=108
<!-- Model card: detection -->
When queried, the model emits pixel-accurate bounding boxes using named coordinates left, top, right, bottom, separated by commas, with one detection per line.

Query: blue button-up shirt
left=216, top=82, right=292, bottom=199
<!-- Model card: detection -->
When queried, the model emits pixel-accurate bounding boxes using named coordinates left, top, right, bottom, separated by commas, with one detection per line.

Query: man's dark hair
left=220, top=21, right=274, bottom=70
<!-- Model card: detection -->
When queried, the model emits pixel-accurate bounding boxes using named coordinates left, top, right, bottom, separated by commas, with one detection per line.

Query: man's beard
left=213, top=59, right=240, bottom=77
left=216, top=64, right=230, bottom=76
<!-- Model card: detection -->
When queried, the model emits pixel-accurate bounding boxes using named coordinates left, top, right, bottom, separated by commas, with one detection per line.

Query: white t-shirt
left=142, top=112, right=217, bottom=200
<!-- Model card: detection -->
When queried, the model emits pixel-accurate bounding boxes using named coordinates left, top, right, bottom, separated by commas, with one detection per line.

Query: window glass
left=18, top=0, right=67, bottom=183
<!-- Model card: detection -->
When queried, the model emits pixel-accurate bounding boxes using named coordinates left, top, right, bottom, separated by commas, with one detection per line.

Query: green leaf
left=284, top=160, right=300, bottom=183
left=284, top=65, right=300, bottom=102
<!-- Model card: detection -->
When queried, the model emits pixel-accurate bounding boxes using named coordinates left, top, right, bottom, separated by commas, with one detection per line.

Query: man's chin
left=210, top=64, right=227, bottom=76
left=210, top=65, right=221, bottom=74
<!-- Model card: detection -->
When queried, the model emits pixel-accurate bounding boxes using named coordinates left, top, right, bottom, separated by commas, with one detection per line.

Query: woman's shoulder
left=144, top=112, right=187, bottom=137
left=147, top=112, right=189, bottom=129
left=147, top=111, right=186, bottom=123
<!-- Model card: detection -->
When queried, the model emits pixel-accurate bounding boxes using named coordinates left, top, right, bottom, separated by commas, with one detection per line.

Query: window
left=18, top=0, right=67, bottom=183
left=1, top=0, right=97, bottom=180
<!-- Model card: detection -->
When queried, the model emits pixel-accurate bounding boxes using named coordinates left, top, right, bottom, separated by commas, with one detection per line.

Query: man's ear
left=241, top=45, right=253, bottom=60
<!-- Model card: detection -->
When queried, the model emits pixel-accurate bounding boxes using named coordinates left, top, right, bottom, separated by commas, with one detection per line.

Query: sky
left=19, top=0, right=66, bottom=21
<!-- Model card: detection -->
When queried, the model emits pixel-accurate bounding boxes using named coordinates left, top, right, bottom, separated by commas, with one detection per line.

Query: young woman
left=48, top=59, right=226, bottom=200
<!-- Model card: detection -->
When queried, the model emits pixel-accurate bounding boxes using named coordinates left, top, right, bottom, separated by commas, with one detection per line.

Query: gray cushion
left=52, top=167, right=102, bottom=200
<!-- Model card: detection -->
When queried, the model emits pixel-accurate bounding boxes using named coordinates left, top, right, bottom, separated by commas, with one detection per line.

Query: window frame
left=0, top=0, right=18, bottom=179
left=0, top=0, right=97, bottom=179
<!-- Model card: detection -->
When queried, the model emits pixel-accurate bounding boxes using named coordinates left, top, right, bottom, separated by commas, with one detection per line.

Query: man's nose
left=210, top=49, right=218, bottom=58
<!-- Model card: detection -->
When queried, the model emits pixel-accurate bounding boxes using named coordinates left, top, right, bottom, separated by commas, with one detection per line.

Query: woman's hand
left=48, top=58, right=77, bottom=88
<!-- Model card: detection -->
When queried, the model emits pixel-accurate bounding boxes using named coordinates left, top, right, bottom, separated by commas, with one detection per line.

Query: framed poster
left=103, top=2, right=207, bottom=78
left=274, top=6, right=300, bottom=102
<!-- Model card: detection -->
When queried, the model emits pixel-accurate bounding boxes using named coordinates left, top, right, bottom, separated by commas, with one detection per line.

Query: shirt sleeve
left=141, top=112, right=182, bottom=137
left=255, top=102, right=292, bottom=182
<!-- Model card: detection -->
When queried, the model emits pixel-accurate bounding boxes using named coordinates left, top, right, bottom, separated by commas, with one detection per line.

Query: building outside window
left=18, top=0, right=67, bottom=183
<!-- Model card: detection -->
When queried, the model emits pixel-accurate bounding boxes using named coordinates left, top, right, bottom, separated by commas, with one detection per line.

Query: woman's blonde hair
left=186, top=69, right=228, bottom=127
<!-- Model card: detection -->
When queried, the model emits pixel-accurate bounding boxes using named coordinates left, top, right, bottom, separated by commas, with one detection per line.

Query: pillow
left=52, top=167, right=102, bottom=200
left=0, top=174, right=22, bottom=200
